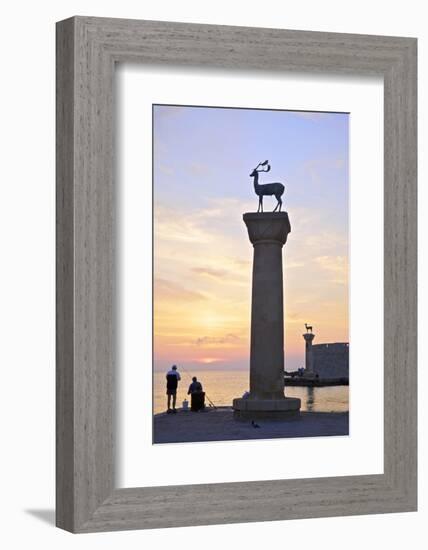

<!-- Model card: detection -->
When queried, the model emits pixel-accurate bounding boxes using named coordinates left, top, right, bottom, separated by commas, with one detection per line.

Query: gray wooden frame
left=56, top=16, right=417, bottom=533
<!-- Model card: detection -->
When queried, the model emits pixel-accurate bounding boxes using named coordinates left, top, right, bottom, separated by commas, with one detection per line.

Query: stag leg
left=273, top=195, right=282, bottom=212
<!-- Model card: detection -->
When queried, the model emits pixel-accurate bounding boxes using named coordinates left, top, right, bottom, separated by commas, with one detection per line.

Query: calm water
left=153, top=369, right=349, bottom=415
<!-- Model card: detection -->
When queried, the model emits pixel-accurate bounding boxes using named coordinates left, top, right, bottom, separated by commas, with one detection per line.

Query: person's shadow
left=25, top=509, right=55, bottom=526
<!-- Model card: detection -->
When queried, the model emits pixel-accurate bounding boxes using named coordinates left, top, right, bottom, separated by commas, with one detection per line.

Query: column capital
left=303, top=332, right=315, bottom=344
left=243, top=212, right=291, bottom=246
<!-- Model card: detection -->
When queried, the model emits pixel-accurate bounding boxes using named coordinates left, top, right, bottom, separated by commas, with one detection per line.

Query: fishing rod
left=177, top=364, right=218, bottom=409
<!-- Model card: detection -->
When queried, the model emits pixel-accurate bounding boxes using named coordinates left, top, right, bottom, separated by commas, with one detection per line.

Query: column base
left=232, top=397, right=301, bottom=419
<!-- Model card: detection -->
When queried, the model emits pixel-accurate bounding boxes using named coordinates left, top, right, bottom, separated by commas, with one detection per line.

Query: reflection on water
left=285, top=385, right=348, bottom=413
left=153, top=369, right=349, bottom=415
left=307, top=386, right=315, bottom=412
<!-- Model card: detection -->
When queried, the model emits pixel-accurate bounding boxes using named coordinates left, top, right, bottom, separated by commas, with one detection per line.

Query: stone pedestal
left=233, top=212, right=301, bottom=418
left=303, top=332, right=316, bottom=377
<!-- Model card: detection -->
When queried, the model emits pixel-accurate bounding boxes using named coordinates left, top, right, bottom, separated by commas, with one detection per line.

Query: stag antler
left=255, top=160, right=271, bottom=172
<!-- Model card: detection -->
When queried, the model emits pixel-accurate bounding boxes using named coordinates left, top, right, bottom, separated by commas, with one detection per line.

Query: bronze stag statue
left=250, top=160, right=285, bottom=212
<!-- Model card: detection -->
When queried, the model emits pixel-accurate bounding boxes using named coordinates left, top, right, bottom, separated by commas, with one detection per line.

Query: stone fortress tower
left=302, top=326, right=349, bottom=380
left=303, top=328, right=316, bottom=377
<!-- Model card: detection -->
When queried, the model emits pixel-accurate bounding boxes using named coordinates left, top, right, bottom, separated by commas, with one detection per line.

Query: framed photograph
left=56, top=16, right=417, bottom=532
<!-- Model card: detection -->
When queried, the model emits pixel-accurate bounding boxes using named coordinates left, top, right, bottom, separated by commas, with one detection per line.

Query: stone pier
left=233, top=212, right=301, bottom=418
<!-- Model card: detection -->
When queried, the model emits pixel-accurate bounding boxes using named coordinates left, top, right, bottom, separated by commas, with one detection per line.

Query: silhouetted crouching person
left=166, top=365, right=181, bottom=413
left=187, top=377, right=205, bottom=412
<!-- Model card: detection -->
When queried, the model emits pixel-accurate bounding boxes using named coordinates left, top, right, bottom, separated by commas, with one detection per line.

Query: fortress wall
left=312, top=343, right=349, bottom=378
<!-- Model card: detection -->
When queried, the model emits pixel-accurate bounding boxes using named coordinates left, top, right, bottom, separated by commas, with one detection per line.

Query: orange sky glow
left=153, top=106, right=349, bottom=372
left=154, top=200, right=349, bottom=372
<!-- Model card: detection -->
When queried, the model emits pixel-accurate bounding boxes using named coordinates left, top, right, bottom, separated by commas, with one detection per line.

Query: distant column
left=303, top=332, right=316, bottom=376
left=233, top=212, right=301, bottom=417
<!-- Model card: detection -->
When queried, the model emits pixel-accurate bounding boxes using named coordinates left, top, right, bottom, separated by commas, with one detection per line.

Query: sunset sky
left=153, top=104, right=349, bottom=372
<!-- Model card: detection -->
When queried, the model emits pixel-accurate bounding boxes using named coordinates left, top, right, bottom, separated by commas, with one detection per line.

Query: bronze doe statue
left=250, top=160, right=285, bottom=212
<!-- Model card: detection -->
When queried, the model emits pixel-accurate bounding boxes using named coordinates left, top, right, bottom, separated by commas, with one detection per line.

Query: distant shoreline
left=284, top=377, right=349, bottom=387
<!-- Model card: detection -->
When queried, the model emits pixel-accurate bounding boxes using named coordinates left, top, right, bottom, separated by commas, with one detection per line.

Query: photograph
left=152, top=103, right=350, bottom=444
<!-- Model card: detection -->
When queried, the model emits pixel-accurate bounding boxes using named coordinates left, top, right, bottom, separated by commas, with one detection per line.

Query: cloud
left=187, top=162, right=210, bottom=176
left=154, top=205, right=216, bottom=244
left=314, top=255, right=348, bottom=285
left=192, top=266, right=228, bottom=278
left=233, top=259, right=251, bottom=268
left=334, top=158, right=346, bottom=169
left=194, top=333, right=241, bottom=347
left=154, top=277, right=206, bottom=302
left=302, top=157, right=347, bottom=186
left=286, top=260, right=306, bottom=269
left=287, top=311, right=302, bottom=321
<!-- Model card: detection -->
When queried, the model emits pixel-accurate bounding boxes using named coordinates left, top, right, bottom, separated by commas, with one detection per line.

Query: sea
left=153, top=368, right=349, bottom=415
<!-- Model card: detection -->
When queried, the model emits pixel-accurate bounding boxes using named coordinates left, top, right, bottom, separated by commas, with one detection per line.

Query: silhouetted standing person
left=166, top=365, right=181, bottom=413
left=187, top=376, right=205, bottom=412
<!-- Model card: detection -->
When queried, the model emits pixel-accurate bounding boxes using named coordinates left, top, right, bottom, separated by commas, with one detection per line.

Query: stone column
left=233, top=212, right=301, bottom=418
left=303, top=332, right=316, bottom=376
